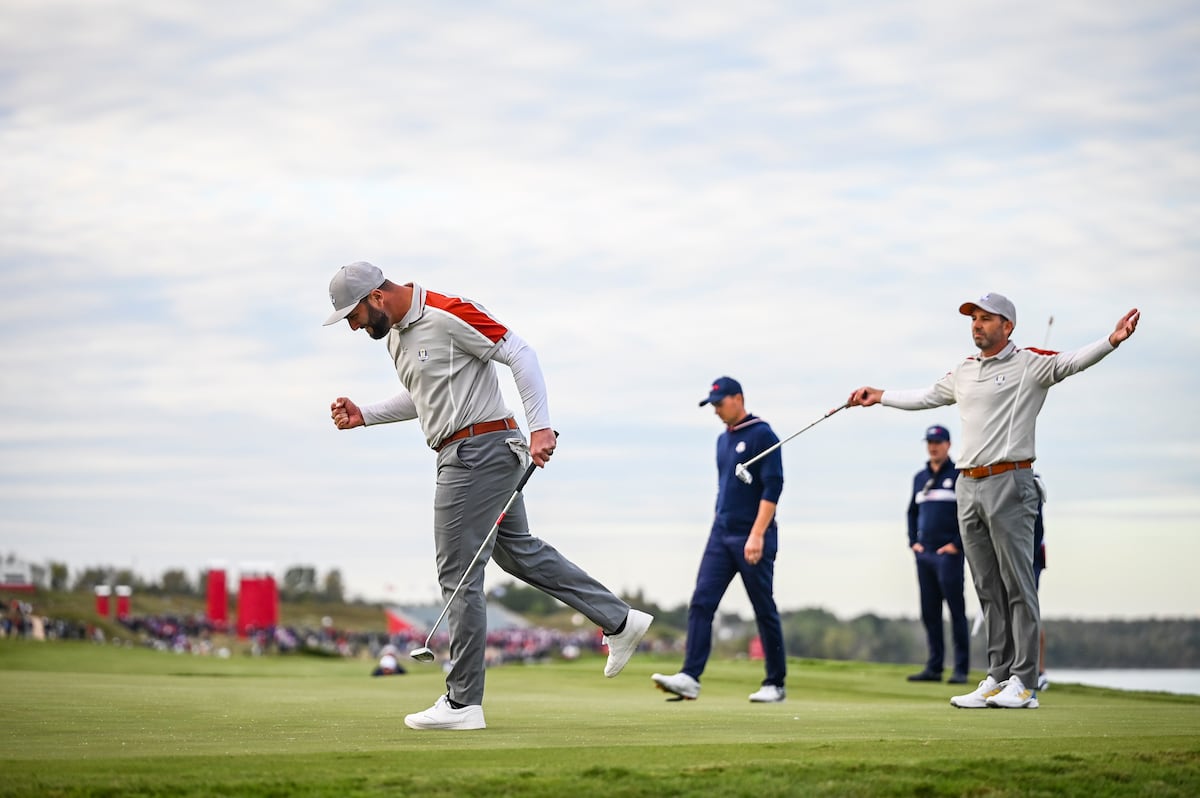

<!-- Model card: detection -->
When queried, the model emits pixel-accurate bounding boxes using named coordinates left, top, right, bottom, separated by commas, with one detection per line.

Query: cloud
left=2, top=1, right=1197, bottom=618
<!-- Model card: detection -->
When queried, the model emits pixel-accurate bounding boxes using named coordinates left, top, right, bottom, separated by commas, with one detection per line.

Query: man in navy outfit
left=906, top=424, right=970, bottom=684
left=651, top=377, right=787, bottom=703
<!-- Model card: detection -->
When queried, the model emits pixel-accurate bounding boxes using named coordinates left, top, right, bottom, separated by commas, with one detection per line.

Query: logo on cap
left=925, top=425, right=950, bottom=442
left=699, top=376, right=744, bottom=407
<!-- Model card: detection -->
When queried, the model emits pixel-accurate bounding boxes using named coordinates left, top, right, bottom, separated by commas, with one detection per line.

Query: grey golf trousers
left=957, top=467, right=1041, bottom=688
left=435, top=431, right=630, bottom=705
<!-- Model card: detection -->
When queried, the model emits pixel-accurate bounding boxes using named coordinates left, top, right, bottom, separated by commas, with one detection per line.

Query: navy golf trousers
left=682, top=522, right=786, bottom=687
left=914, top=549, right=969, bottom=676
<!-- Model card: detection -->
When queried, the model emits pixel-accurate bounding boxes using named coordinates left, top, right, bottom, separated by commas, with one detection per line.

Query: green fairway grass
left=2, top=640, right=1197, bottom=797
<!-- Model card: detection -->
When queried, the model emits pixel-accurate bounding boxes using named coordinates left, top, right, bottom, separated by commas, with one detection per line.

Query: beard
left=973, top=330, right=1000, bottom=351
left=364, top=304, right=391, bottom=339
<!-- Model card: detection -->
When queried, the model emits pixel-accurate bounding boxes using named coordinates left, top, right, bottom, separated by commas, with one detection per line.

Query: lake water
left=1046, top=669, right=1200, bottom=696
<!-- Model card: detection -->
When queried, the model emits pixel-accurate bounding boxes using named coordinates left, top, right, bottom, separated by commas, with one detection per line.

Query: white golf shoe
left=404, top=695, right=486, bottom=731
left=987, top=675, right=1039, bottom=709
left=603, top=609, right=654, bottom=677
left=748, top=684, right=786, bottom=703
left=652, top=672, right=701, bottom=700
left=950, top=675, right=1004, bottom=709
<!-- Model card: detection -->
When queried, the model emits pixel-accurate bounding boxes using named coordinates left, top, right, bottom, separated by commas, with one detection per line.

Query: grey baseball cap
left=323, top=261, right=385, bottom=326
left=959, top=292, right=1016, bottom=327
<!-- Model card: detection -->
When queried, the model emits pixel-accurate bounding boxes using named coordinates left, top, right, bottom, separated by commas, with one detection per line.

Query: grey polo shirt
left=360, top=283, right=551, bottom=449
left=882, top=336, right=1115, bottom=469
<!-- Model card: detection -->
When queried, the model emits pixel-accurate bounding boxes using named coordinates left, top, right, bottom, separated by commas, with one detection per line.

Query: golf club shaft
left=419, top=458, right=541, bottom=650
left=738, top=402, right=850, bottom=472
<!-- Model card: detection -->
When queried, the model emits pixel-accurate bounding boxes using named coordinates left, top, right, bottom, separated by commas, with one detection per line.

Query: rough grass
left=1, top=640, right=1197, bottom=797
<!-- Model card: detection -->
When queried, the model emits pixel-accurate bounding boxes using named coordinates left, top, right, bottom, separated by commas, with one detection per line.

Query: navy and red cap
left=699, top=376, right=743, bottom=407
left=924, top=425, right=951, bottom=443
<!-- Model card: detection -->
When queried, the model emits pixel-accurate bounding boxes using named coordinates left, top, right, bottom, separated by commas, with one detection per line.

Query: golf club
left=409, top=436, right=552, bottom=663
left=735, top=402, right=850, bottom=484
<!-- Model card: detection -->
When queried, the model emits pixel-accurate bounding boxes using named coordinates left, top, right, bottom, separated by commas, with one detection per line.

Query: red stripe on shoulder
left=1024, top=347, right=1059, bottom=356
left=425, top=290, right=508, bottom=343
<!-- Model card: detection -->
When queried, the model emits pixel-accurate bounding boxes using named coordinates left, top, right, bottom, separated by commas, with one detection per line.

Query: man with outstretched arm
left=847, top=294, right=1139, bottom=709
left=325, top=261, right=653, bottom=730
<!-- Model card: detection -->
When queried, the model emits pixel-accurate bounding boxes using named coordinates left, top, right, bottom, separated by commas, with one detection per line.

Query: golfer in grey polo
left=848, top=293, right=1139, bottom=710
left=325, top=261, right=653, bottom=730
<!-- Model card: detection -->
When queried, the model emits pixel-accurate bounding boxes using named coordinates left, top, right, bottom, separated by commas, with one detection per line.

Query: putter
left=735, top=402, right=850, bottom=484
left=409, top=435, right=553, bottom=662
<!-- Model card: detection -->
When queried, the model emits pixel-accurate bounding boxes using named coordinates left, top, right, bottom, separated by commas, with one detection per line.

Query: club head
left=735, top=463, right=753, bottom=484
left=409, top=646, right=436, bottom=663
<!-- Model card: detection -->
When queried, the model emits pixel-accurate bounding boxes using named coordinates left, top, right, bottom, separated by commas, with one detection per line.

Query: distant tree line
left=11, top=558, right=346, bottom=603
left=9, top=558, right=1198, bottom=668
left=490, top=581, right=1200, bottom=669
left=1038, top=619, right=1200, bottom=668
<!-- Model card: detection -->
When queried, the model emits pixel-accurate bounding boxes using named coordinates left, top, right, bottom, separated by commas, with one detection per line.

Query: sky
left=2, top=1, right=1198, bottom=623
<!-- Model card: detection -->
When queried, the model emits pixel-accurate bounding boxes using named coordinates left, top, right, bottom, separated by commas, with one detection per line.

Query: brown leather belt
left=435, top=417, right=519, bottom=451
left=961, top=460, right=1033, bottom=479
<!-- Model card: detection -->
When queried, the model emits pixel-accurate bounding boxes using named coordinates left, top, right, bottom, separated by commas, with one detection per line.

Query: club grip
left=515, top=429, right=559, bottom=492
